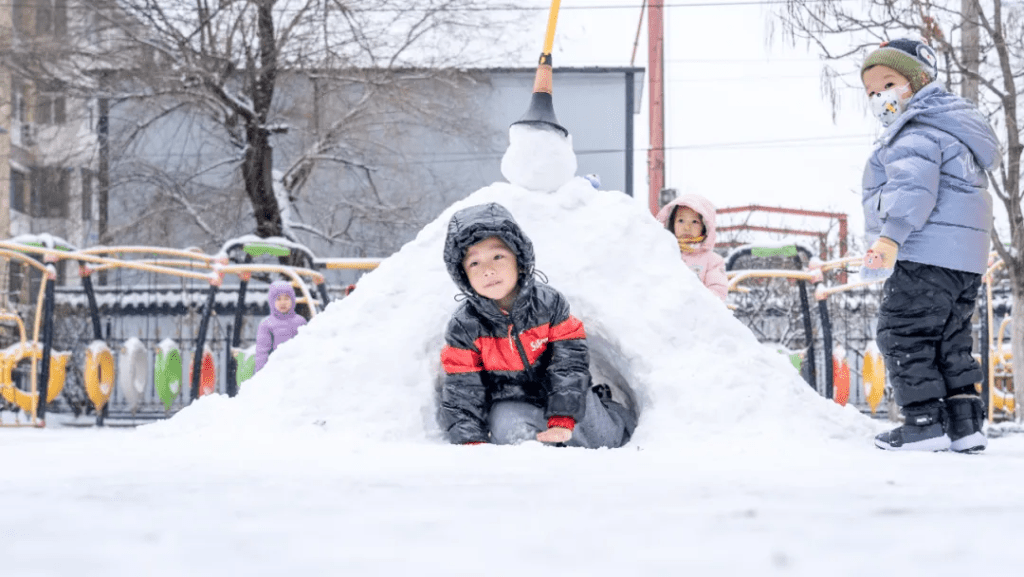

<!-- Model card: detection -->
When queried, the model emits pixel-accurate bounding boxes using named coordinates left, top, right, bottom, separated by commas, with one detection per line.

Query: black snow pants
left=876, top=261, right=983, bottom=407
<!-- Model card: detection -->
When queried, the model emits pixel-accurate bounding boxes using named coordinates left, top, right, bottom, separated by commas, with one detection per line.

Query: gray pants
left=487, top=390, right=634, bottom=449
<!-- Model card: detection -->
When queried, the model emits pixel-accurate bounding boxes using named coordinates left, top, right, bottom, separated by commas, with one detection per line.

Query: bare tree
left=774, top=0, right=1024, bottom=421
left=5, top=0, right=522, bottom=255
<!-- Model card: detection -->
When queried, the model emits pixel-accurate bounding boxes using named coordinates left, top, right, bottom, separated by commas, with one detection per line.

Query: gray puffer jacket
left=439, top=203, right=590, bottom=444
left=862, top=81, right=1000, bottom=274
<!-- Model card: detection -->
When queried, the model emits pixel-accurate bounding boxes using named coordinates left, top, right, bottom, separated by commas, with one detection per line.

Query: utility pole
left=647, top=0, right=665, bottom=216
left=962, top=0, right=980, bottom=102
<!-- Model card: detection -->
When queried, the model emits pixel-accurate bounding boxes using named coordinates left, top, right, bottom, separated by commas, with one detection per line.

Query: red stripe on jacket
left=441, top=345, right=482, bottom=374
left=476, top=334, right=526, bottom=372
left=549, top=316, right=586, bottom=342
left=468, top=316, right=587, bottom=373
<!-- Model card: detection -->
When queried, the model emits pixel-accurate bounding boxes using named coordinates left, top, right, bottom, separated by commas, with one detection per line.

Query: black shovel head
left=512, top=92, right=568, bottom=137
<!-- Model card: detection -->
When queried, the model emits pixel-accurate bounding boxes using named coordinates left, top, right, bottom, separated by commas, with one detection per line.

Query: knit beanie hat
left=861, top=39, right=939, bottom=93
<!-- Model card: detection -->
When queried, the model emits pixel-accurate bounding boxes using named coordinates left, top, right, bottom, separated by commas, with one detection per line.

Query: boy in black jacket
left=440, top=202, right=637, bottom=447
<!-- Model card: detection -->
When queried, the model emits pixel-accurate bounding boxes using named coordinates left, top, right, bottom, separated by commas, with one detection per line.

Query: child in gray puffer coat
left=860, top=39, right=1000, bottom=453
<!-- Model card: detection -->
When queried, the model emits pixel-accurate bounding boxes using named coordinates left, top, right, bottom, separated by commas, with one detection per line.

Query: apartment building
left=2, top=0, right=101, bottom=298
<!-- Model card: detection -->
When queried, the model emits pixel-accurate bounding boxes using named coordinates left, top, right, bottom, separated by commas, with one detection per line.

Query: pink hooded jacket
left=656, top=193, right=729, bottom=301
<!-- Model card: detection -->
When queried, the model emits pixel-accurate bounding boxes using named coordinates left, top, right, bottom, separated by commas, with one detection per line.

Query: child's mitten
left=864, top=237, right=898, bottom=269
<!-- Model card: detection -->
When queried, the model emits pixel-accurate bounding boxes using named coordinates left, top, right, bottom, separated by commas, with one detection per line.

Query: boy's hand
left=864, top=237, right=898, bottom=270
left=536, top=427, right=573, bottom=443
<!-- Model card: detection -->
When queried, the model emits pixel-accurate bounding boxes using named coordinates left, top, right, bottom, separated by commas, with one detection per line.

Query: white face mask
left=869, top=84, right=912, bottom=127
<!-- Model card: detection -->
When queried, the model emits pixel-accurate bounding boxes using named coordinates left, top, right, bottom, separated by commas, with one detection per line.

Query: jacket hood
left=882, top=81, right=1001, bottom=171
left=444, top=203, right=536, bottom=305
left=655, top=193, right=719, bottom=252
left=267, top=280, right=296, bottom=318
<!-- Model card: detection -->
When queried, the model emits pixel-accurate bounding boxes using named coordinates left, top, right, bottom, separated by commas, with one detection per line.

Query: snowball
left=500, top=124, right=577, bottom=192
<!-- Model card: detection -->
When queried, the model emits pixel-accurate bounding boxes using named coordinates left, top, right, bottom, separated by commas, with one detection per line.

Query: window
left=12, top=80, right=28, bottom=123
left=5, top=262, right=67, bottom=299
left=30, top=167, right=70, bottom=218
left=85, top=98, right=96, bottom=132
left=9, top=169, right=27, bottom=213
left=10, top=80, right=30, bottom=147
left=35, top=0, right=67, bottom=37
left=12, top=0, right=30, bottom=37
left=7, top=262, right=30, bottom=303
left=35, top=93, right=66, bottom=125
left=81, top=169, right=94, bottom=221
left=36, top=80, right=66, bottom=125
left=86, top=10, right=101, bottom=47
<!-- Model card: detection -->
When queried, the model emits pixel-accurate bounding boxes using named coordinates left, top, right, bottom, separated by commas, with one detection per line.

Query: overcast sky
left=508, top=1, right=910, bottom=251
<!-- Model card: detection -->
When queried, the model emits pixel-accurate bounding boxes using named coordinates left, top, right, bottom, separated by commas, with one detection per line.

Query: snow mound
left=147, top=178, right=874, bottom=448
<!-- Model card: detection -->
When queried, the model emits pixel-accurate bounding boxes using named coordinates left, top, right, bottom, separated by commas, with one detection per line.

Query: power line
left=53, top=133, right=870, bottom=166
left=564, top=58, right=829, bottom=66
left=664, top=58, right=826, bottom=63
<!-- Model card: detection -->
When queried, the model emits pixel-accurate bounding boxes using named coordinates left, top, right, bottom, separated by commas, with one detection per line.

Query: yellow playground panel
left=984, top=257, right=1016, bottom=420
left=0, top=245, right=71, bottom=426
left=862, top=346, right=886, bottom=415
left=84, top=343, right=116, bottom=413
left=0, top=340, right=71, bottom=420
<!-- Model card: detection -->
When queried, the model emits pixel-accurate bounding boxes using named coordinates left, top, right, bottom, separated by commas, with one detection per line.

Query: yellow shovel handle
left=541, top=0, right=562, bottom=57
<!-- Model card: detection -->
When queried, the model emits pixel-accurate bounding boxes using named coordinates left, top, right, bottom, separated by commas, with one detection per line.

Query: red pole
left=647, top=0, right=665, bottom=216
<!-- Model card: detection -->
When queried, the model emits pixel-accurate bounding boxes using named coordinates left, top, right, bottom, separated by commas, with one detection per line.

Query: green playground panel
left=243, top=242, right=291, bottom=257
left=19, top=241, right=75, bottom=252
left=154, top=348, right=182, bottom=410
left=235, top=351, right=256, bottom=386
left=788, top=352, right=802, bottom=371
left=750, top=245, right=798, bottom=258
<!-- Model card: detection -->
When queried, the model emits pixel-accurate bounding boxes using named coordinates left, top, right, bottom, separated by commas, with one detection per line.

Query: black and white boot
left=946, top=395, right=987, bottom=453
left=874, top=400, right=951, bottom=451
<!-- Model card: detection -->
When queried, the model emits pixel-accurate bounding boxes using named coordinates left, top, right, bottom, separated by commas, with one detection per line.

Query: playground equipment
left=728, top=242, right=1021, bottom=423
left=12, top=228, right=1006, bottom=424
left=862, top=343, right=886, bottom=414
left=982, top=256, right=1016, bottom=420
left=84, top=342, right=115, bottom=413
left=190, top=347, right=217, bottom=397
left=992, top=317, right=1016, bottom=413
left=0, top=233, right=383, bottom=426
left=0, top=336, right=70, bottom=420
left=118, top=338, right=148, bottom=412
left=832, top=346, right=850, bottom=407
left=717, top=205, right=849, bottom=270
left=0, top=242, right=66, bottom=426
left=154, top=339, right=182, bottom=411
left=728, top=248, right=886, bottom=408
left=233, top=345, right=257, bottom=389
left=726, top=244, right=819, bottom=389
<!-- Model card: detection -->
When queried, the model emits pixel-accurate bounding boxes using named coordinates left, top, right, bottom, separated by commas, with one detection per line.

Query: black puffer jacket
left=440, top=203, right=590, bottom=444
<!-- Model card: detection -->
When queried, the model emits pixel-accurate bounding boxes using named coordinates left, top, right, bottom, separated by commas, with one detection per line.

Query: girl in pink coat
left=656, top=193, right=729, bottom=301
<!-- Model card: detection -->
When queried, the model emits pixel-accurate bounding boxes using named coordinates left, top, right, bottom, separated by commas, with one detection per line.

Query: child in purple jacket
left=254, top=281, right=307, bottom=372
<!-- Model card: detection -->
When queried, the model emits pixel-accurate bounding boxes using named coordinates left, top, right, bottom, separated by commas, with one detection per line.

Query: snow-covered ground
left=4, top=427, right=1024, bottom=576
left=4, top=133, right=1020, bottom=575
